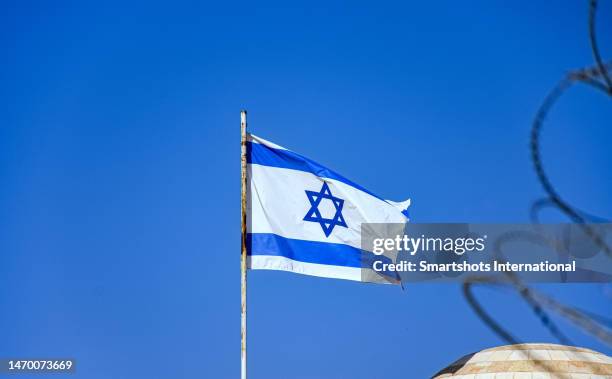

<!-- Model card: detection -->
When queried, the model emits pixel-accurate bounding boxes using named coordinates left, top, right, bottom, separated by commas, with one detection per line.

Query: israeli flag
left=247, top=134, right=410, bottom=282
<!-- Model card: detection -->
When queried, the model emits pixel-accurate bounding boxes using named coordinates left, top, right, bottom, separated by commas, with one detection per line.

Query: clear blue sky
left=1, top=1, right=611, bottom=378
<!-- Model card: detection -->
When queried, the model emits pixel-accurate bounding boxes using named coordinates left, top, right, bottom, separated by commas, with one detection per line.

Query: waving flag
left=246, top=134, right=410, bottom=282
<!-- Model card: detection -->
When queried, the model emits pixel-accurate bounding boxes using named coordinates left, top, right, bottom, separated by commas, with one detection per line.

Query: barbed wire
left=590, top=0, right=612, bottom=92
left=530, top=60, right=612, bottom=258
left=463, top=0, right=611, bottom=356
left=463, top=229, right=612, bottom=348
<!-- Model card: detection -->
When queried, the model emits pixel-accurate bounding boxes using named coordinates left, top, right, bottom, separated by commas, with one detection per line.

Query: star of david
left=303, top=181, right=347, bottom=237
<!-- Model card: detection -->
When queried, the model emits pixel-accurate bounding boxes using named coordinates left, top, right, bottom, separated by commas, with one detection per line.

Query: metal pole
left=240, top=110, right=248, bottom=379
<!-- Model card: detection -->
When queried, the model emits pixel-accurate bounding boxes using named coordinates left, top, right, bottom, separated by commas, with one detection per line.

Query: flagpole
left=240, top=110, right=248, bottom=379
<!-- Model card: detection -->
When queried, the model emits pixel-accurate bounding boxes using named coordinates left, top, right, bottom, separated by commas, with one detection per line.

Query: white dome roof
left=432, top=343, right=611, bottom=378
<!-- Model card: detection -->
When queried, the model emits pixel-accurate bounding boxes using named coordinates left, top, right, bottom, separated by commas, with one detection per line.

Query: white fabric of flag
left=246, top=134, right=410, bottom=282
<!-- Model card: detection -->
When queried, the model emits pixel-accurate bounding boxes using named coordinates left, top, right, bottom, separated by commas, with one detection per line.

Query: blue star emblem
left=303, top=182, right=348, bottom=237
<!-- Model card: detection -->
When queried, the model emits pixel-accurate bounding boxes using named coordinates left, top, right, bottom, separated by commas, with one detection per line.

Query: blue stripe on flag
left=247, top=233, right=362, bottom=268
left=247, top=141, right=384, bottom=202
left=248, top=233, right=402, bottom=282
